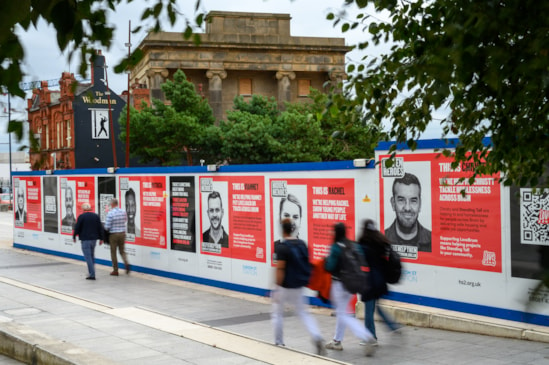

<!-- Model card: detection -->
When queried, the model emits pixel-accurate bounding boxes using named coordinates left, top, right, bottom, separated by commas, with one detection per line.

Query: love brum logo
left=482, top=250, right=496, bottom=267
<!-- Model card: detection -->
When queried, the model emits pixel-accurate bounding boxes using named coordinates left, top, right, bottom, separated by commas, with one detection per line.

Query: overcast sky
left=0, top=0, right=445, bottom=154
left=20, top=0, right=372, bottom=93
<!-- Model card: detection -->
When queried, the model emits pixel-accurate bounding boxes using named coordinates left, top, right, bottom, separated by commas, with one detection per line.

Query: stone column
left=276, top=71, right=295, bottom=110
left=206, top=69, right=227, bottom=122
left=328, top=70, right=346, bottom=93
left=146, top=68, right=169, bottom=101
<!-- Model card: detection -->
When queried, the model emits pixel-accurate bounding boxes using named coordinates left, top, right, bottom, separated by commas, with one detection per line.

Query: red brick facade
left=27, top=72, right=76, bottom=171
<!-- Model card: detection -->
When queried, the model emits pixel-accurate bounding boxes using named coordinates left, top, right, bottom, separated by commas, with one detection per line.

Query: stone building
left=27, top=52, right=127, bottom=170
left=130, top=11, right=349, bottom=121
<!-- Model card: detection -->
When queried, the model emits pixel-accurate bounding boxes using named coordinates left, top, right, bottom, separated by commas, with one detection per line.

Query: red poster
left=59, top=177, right=95, bottom=235
left=379, top=153, right=501, bottom=272
left=14, top=176, right=42, bottom=231
left=119, top=176, right=167, bottom=248
left=270, top=178, right=356, bottom=263
left=199, top=176, right=266, bottom=262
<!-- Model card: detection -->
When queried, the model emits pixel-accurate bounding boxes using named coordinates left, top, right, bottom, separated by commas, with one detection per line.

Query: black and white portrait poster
left=43, top=176, right=58, bottom=234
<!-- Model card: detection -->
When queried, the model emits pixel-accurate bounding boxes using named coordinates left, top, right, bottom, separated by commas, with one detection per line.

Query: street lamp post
left=125, top=20, right=131, bottom=168
left=8, top=94, right=12, bottom=191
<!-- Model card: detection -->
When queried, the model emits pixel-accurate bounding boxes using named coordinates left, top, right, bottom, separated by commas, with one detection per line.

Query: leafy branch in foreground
left=333, top=0, right=549, bottom=187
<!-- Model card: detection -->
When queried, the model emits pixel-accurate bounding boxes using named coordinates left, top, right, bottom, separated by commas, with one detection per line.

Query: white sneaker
left=360, top=339, right=378, bottom=347
left=325, top=340, right=343, bottom=351
left=363, top=339, right=377, bottom=357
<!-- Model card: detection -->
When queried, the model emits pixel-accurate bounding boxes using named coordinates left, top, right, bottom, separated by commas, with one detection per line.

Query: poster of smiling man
left=379, top=152, right=501, bottom=272
left=199, top=175, right=266, bottom=262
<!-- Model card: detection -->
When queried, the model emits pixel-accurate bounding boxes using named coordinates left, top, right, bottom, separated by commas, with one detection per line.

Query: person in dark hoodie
left=324, top=222, right=377, bottom=356
left=359, top=219, right=402, bottom=345
left=73, top=203, right=104, bottom=280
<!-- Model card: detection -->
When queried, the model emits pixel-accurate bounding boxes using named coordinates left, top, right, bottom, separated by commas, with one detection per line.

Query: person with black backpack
left=272, top=218, right=327, bottom=356
left=359, top=219, right=403, bottom=346
left=324, top=222, right=377, bottom=356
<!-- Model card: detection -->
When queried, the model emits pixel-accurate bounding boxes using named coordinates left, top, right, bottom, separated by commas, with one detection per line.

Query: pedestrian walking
left=271, top=218, right=327, bottom=356
left=104, top=198, right=131, bottom=276
left=73, top=203, right=103, bottom=280
left=324, top=222, right=377, bottom=356
left=359, top=219, right=402, bottom=344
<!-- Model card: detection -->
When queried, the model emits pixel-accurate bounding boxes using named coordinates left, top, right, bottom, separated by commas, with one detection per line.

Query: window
left=56, top=121, right=61, bottom=149
left=239, top=78, right=252, bottom=96
left=65, top=120, right=71, bottom=148
left=298, top=79, right=311, bottom=97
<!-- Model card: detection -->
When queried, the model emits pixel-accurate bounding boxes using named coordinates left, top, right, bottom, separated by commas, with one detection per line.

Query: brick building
left=129, top=11, right=350, bottom=121
left=27, top=52, right=127, bottom=170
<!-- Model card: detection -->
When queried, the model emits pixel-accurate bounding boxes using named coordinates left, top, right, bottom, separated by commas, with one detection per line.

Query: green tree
left=269, top=109, right=326, bottom=163
left=218, top=92, right=379, bottom=164
left=286, top=89, right=382, bottom=161
left=332, top=0, right=549, bottom=186
left=218, top=96, right=281, bottom=164
left=119, top=70, right=215, bottom=166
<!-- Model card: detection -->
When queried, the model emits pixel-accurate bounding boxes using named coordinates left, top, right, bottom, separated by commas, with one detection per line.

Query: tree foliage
left=119, top=70, right=214, bottom=166
left=333, top=0, right=549, bottom=187
left=217, top=92, right=381, bottom=164
left=218, top=96, right=280, bottom=164
left=291, top=89, right=382, bottom=161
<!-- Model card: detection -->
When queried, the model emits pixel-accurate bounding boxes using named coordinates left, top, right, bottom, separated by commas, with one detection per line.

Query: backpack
left=337, top=240, right=370, bottom=296
left=384, top=245, right=402, bottom=284
left=281, top=239, right=311, bottom=288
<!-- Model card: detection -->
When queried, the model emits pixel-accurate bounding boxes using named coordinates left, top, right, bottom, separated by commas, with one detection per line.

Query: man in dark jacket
left=73, top=203, right=103, bottom=280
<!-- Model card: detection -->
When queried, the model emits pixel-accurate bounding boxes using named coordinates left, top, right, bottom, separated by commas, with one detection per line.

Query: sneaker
left=325, top=340, right=343, bottom=351
left=85, top=276, right=96, bottom=280
left=363, top=339, right=377, bottom=357
left=110, top=271, right=119, bottom=276
left=360, top=339, right=378, bottom=347
left=315, top=339, right=327, bottom=356
left=126, top=264, right=131, bottom=274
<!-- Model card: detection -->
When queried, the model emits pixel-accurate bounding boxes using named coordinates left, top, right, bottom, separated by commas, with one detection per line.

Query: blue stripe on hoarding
left=376, top=137, right=492, bottom=151
left=13, top=243, right=548, bottom=326
left=384, top=291, right=548, bottom=327
left=12, top=169, right=110, bottom=176
left=12, top=160, right=374, bottom=176
left=216, top=160, right=359, bottom=172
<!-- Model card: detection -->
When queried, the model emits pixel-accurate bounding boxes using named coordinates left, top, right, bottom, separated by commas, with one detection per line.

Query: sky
left=0, top=0, right=446, bottom=154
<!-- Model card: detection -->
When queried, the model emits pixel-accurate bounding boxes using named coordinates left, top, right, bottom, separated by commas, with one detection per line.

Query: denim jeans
left=81, top=240, right=97, bottom=278
left=364, top=298, right=400, bottom=339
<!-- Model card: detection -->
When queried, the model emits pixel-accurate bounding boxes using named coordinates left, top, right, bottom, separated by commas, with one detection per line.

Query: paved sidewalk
left=0, top=211, right=548, bottom=364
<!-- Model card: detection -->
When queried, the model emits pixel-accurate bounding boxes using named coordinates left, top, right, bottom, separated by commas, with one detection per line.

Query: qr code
left=520, top=189, right=549, bottom=245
